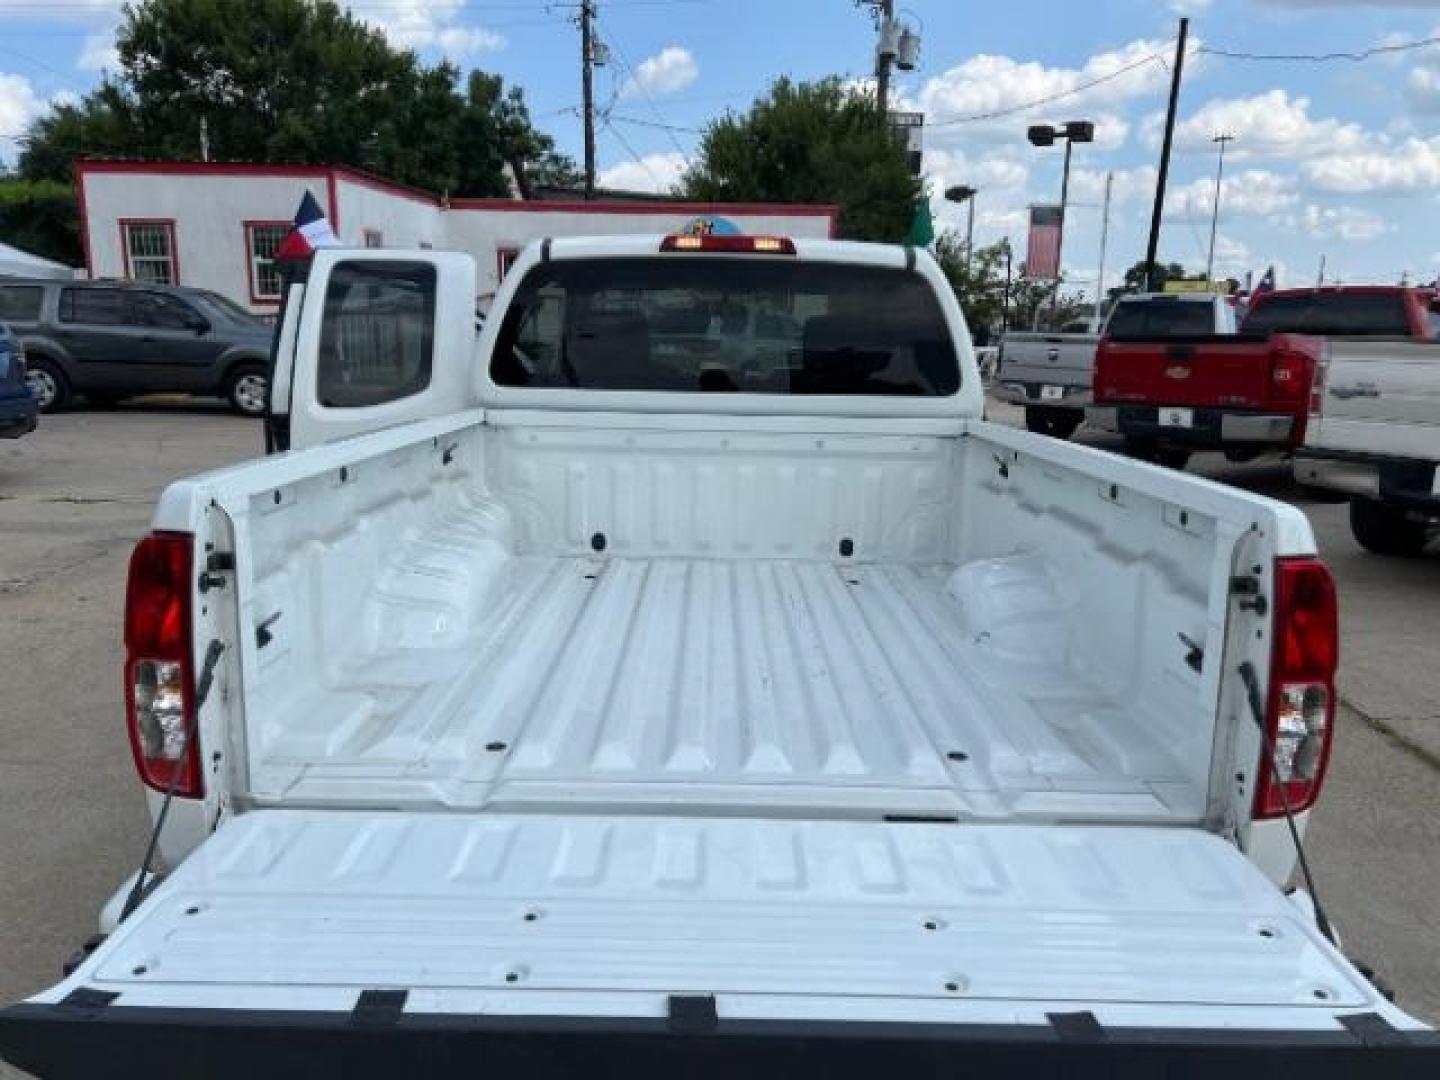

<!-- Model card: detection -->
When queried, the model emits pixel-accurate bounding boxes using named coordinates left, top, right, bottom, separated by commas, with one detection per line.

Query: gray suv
left=0, top=279, right=275, bottom=416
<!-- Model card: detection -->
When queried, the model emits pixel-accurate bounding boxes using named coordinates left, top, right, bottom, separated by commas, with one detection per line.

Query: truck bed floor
left=263, top=555, right=1197, bottom=820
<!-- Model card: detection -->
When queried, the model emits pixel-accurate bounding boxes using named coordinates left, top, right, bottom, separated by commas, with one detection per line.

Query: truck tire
left=1024, top=405, right=1082, bottom=440
left=1349, top=498, right=1432, bottom=557
left=23, top=355, right=70, bottom=413
left=1123, top=438, right=1191, bottom=471
left=224, top=365, right=269, bottom=417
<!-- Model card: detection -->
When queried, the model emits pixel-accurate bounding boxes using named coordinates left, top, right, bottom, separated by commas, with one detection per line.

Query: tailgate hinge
left=667, top=994, right=719, bottom=1035
left=1046, top=1011, right=1107, bottom=1043
left=351, top=988, right=409, bottom=1027
left=58, top=987, right=119, bottom=1013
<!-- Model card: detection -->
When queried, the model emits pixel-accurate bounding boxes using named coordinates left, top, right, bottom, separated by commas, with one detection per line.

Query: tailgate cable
left=118, top=640, right=227, bottom=924
left=1237, top=660, right=1336, bottom=946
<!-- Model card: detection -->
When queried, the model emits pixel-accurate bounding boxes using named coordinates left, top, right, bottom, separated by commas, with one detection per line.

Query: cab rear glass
left=491, top=257, right=959, bottom=396
left=1241, top=292, right=1412, bottom=337
left=1105, top=299, right=1217, bottom=339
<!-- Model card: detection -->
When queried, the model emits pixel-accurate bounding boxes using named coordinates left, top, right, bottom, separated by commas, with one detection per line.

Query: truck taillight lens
left=124, top=531, right=202, bottom=797
left=1255, top=556, right=1337, bottom=819
left=1269, top=349, right=1311, bottom=401
left=1309, top=353, right=1329, bottom=417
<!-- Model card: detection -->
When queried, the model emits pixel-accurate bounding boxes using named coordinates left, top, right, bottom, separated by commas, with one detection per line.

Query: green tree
left=1108, top=259, right=1188, bottom=302
left=932, top=233, right=1088, bottom=336
left=0, top=178, right=83, bottom=266
left=17, top=0, right=570, bottom=197
left=681, top=77, right=920, bottom=242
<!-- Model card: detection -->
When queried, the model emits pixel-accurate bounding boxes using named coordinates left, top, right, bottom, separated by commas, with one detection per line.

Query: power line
left=601, top=118, right=664, bottom=188
left=593, top=12, right=694, bottom=164
left=927, top=51, right=1168, bottom=127
left=608, top=113, right=701, bottom=135
left=1197, top=35, right=1440, bottom=63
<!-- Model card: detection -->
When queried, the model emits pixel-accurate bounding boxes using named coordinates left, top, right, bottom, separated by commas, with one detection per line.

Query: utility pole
left=1095, top=171, right=1113, bottom=322
left=1144, top=16, right=1189, bottom=291
left=1317, top=253, right=1327, bottom=286
left=1204, top=132, right=1234, bottom=282
left=199, top=117, right=210, bottom=163
left=875, top=0, right=894, bottom=116
left=580, top=0, right=597, bottom=199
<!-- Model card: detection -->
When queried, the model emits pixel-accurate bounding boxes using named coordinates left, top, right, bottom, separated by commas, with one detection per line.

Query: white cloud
left=1169, top=0, right=1213, bottom=12
left=356, top=0, right=506, bottom=56
left=1210, top=235, right=1251, bottom=276
left=597, top=150, right=688, bottom=193
left=1170, top=90, right=1366, bottom=158
left=1070, top=165, right=1158, bottom=205
left=622, top=46, right=699, bottom=99
left=0, top=71, right=45, bottom=166
left=78, top=30, right=120, bottom=72
left=1169, top=169, right=1298, bottom=217
left=1303, top=135, right=1440, bottom=192
left=915, top=37, right=1175, bottom=145
left=1301, top=204, right=1391, bottom=242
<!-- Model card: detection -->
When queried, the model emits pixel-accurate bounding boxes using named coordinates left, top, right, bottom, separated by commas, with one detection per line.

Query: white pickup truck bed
left=277, top=553, right=1190, bottom=818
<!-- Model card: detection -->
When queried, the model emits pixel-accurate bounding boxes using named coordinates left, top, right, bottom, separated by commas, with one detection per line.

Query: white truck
left=2, top=235, right=1435, bottom=1078
left=998, top=294, right=1236, bottom=441
left=1295, top=337, right=1440, bottom=556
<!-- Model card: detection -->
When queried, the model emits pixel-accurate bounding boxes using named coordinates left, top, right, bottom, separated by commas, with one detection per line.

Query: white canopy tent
left=0, top=241, right=77, bottom=279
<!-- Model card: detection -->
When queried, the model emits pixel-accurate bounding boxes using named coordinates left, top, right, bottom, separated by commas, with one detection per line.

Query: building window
left=497, top=247, right=520, bottom=282
left=363, top=228, right=384, bottom=249
left=121, top=220, right=177, bottom=285
left=245, top=221, right=290, bottom=302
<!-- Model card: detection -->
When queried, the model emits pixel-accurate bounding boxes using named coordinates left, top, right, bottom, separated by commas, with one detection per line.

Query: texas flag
left=1254, top=265, right=1276, bottom=295
left=275, top=191, right=341, bottom=262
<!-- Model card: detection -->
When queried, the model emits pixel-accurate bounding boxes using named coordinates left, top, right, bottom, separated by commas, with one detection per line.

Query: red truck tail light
left=124, top=531, right=202, bottom=798
left=1268, top=347, right=1312, bottom=403
left=1254, top=556, right=1338, bottom=819
left=660, top=234, right=796, bottom=255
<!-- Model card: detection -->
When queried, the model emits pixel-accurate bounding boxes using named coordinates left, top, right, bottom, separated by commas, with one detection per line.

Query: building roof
left=0, top=241, right=76, bottom=279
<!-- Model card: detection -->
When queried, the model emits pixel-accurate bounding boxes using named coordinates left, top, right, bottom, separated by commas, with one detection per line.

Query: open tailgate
left=3, top=810, right=1434, bottom=1079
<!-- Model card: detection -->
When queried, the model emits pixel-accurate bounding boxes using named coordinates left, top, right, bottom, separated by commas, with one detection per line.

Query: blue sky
left=2, top=0, right=1438, bottom=292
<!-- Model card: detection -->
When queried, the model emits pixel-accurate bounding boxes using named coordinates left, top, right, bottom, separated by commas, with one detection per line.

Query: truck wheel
left=24, top=356, right=70, bottom=413
left=1123, top=438, right=1190, bottom=470
left=225, top=366, right=269, bottom=417
left=1025, top=405, right=1082, bottom=440
left=1349, top=498, right=1432, bottom=557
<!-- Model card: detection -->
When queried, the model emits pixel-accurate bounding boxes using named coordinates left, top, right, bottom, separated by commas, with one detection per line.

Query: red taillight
left=660, top=234, right=796, bottom=255
left=124, top=531, right=202, bottom=797
left=1254, top=556, right=1338, bottom=819
left=1268, top=348, right=1312, bottom=402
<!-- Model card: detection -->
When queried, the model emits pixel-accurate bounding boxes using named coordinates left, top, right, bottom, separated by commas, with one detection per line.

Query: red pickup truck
left=1090, top=286, right=1438, bottom=469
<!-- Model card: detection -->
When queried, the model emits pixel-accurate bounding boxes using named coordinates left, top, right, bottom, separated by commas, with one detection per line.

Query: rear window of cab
left=491, top=257, right=960, bottom=397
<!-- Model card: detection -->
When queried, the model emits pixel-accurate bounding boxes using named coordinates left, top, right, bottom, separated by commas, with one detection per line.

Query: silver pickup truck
left=997, top=294, right=1237, bottom=440
left=1295, top=337, right=1440, bottom=556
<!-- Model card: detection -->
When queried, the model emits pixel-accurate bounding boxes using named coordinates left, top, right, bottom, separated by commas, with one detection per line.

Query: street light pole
left=944, top=184, right=978, bottom=275
left=1028, top=120, right=1093, bottom=322
left=1205, top=133, right=1234, bottom=282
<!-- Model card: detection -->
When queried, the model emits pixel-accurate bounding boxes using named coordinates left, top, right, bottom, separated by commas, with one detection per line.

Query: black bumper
left=3, top=1002, right=1438, bottom=1080
left=1116, top=406, right=1296, bottom=449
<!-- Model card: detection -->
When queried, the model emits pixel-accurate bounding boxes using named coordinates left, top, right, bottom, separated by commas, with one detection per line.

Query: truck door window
left=492, top=257, right=958, bottom=396
left=316, top=260, right=436, bottom=408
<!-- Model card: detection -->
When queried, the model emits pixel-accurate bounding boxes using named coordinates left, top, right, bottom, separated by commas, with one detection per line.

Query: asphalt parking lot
left=1, top=399, right=1437, bottom=1027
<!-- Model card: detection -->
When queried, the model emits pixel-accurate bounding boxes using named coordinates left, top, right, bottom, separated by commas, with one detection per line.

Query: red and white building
left=76, top=160, right=839, bottom=312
